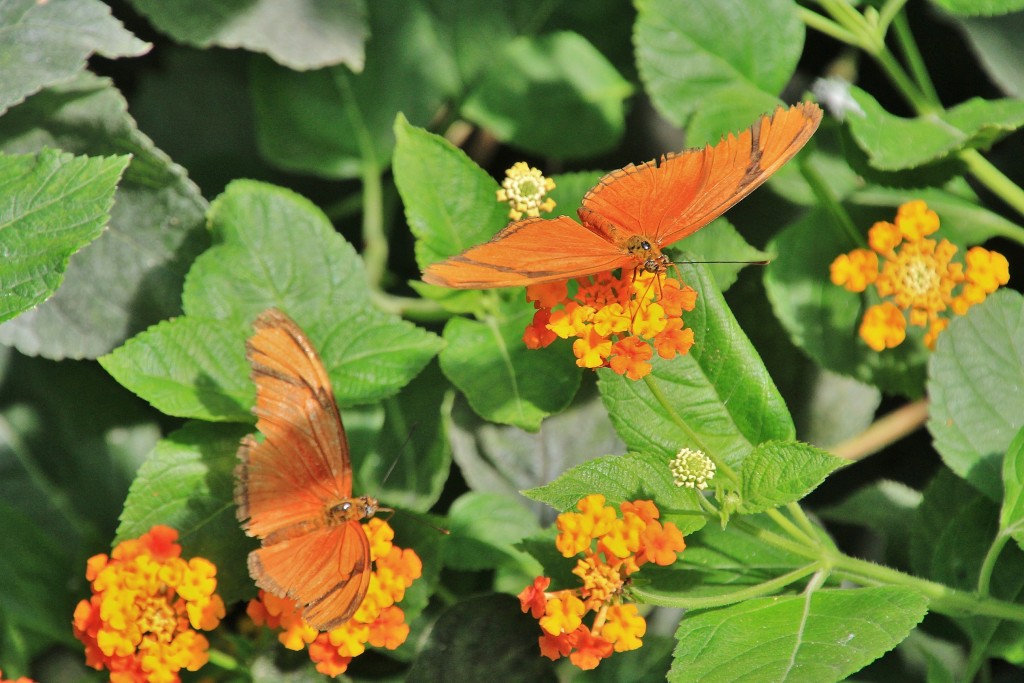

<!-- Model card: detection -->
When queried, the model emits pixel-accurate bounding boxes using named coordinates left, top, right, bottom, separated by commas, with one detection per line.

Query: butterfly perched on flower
left=235, top=308, right=379, bottom=630
left=422, top=102, right=822, bottom=288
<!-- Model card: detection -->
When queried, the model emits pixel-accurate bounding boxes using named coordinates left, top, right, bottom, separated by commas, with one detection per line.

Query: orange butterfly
left=422, top=102, right=822, bottom=288
left=235, top=308, right=378, bottom=631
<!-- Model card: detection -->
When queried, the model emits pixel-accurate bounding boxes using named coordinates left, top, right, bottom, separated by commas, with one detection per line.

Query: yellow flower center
left=137, top=595, right=178, bottom=643
left=895, top=253, right=941, bottom=302
left=497, top=161, right=556, bottom=220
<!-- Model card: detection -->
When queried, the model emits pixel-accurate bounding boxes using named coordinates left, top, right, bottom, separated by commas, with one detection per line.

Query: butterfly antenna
left=381, top=424, right=419, bottom=486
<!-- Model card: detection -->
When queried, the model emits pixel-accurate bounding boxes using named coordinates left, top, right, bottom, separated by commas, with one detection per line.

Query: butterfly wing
left=247, top=521, right=372, bottom=630
left=580, top=102, right=822, bottom=247
left=235, top=308, right=371, bottom=629
left=421, top=216, right=632, bottom=288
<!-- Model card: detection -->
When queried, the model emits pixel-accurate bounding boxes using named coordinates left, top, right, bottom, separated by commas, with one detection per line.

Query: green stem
left=961, top=149, right=1024, bottom=227
left=766, top=508, right=818, bottom=546
left=877, top=0, right=911, bottom=34
left=816, top=0, right=878, bottom=49
left=787, top=501, right=823, bottom=541
left=633, top=563, right=822, bottom=610
left=798, top=7, right=862, bottom=46
left=799, top=155, right=863, bottom=247
left=978, top=531, right=1011, bottom=597
left=369, top=291, right=449, bottom=321
left=331, top=70, right=388, bottom=288
left=891, top=11, right=940, bottom=105
left=642, top=375, right=738, bottom=486
left=206, top=648, right=240, bottom=672
left=871, top=47, right=932, bottom=112
left=831, top=553, right=1024, bottom=621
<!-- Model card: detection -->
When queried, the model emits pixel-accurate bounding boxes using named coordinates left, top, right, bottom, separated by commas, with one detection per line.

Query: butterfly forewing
left=235, top=308, right=374, bottom=631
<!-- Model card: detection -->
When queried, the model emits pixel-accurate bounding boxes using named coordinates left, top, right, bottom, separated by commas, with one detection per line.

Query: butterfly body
left=422, top=102, right=822, bottom=289
left=235, top=308, right=377, bottom=631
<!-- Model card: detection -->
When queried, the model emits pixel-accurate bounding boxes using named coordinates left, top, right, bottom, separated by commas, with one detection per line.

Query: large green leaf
left=0, top=0, right=148, bottom=115
left=101, top=180, right=442, bottom=420
left=116, top=421, right=254, bottom=604
left=443, top=492, right=542, bottom=577
left=635, top=0, right=802, bottom=130
left=600, top=263, right=794, bottom=473
left=127, top=0, right=367, bottom=70
left=669, top=587, right=928, bottom=682
left=461, top=32, right=632, bottom=158
left=0, top=149, right=128, bottom=325
left=928, top=290, right=1024, bottom=500
left=250, top=0, right=457, bottom=178
left=0, top=73, right=209, bottom=359
left=393, top=115, right=507, bottom=271
left=952, top=12, right=1024, bottom=97
left=439, top=296, right=580, bottom=431
left=846, top=86, right=1024, bottom=170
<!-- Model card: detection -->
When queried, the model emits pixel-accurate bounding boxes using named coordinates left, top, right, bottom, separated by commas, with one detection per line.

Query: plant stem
left=799, top=7, right=862, bottom=46
left=891, top=12, right=939, bottom=105
left=961, top=149, right=1024, bottom=227
left=331, top=70, right=388, bottom=288
left=978, top=531, right=1012, bottom=597
left=206, top=648, right=240, bottom=672
left=633, top=564, right=822, bottom=610
left=830, top=398, right=929, bottom=461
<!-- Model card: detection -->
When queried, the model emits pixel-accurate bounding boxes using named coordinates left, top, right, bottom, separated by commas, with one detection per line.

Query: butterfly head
left=624, top=235, right=669, bottom=274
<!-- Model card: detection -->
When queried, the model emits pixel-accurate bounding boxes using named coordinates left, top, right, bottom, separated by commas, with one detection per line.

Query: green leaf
left=461, top=32, right=632, bottom=158
left=600, top=263, right=794, bottom=472
left=0, top=149, right=129, bottom=324
left=117, top=421, right=255, bottom=604
left=439, top=296, right=580, bottom=431
left=928, top=290, right=1024, bottom=500
left=1001, top=427, right=1024, bottom=549
left=0, top=73, right=209, bottom=359
left=929, top=0, right=1024, bottom=16
left=764, top=207, right=929, bottom=396
left=668, top=218, right=770, bottom=292
left=406, top=594, right=557, bottom=683
left=102, top=180, right=442, bottom=420
left=738, top=441, right=846, bottom=514
left=448, top=386, right=622, bottom=505
left=443, top=492, right=542, bottom=576
left=846, top=86, right=1024, bottom=170
left=635, top=0, right=803, bottom=128
left=99, top=317, right=252, bottom=422
left=953, top=13, right=1024, bottom=97
left=126, top=0, right=367, bottom=71
left=393, top=115, right=507, bottom=270
left=0, top=0, right=149, bottom=115
left=250, top=0, right=457, bottom=178
left=911, top=469, right=1024, bottom=659
left=669, top=587, right=928, bottom=682
left=524, top=451, right=706, bottom=535
left=423, top=2, right=517, bottom=87
left=353, top=361, right=451, bottom=512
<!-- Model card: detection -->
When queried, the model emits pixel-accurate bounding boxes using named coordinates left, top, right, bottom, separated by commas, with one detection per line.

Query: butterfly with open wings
left=422, top=102, right=822, bottom=289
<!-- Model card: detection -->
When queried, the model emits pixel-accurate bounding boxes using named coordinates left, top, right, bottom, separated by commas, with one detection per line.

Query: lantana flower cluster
left=830, top=200, right=1009, bottom=350
left=523, top=271, right=698, bottom=380
left=518, top=495, right=685, bottom=670
left=72, top=525, right=226, bottom=683
left=246, top=518, right=422, bottom=678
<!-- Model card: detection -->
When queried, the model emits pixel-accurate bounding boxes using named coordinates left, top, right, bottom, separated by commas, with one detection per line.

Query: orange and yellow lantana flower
left=524, top=271, right=698, bottom=380
left=518, top=495, right=685, bottom=670
left=72, top=525, right=226, bottom=683
left=246, top=518, right=422, bottom=678
left=830, top=200, right=1009, bottom=351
